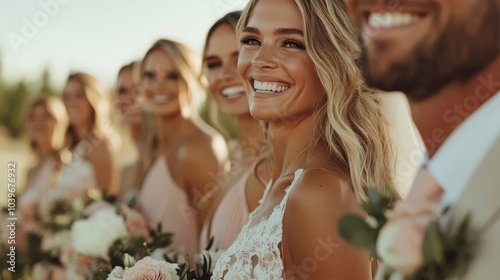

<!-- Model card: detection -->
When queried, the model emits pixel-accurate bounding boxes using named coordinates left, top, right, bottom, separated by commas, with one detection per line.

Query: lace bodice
left=212, top=169, right=304, bottom=280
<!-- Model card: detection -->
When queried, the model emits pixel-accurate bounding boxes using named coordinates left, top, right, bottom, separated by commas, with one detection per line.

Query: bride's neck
left=270, top=114, right=326, bottom=181
left=233, top=114, right=266, bottom=162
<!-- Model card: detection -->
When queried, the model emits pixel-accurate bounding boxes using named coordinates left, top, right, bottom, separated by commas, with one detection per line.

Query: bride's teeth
left=368, top=13, right=419, bottom=29
left=253, top=80, right=289, bottom=93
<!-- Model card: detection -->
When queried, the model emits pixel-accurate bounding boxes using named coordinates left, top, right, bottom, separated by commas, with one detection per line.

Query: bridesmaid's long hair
left=65, top=72, right=120, bottom=151
left=26, top=96, right=69, bottom=155
left=117, top=61, right=159, bottom=189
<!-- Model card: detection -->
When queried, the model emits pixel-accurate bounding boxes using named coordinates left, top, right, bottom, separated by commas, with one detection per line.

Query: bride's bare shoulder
left=281, top=169, right=371, bottom=279
left=286, top=168, right=363, bottom=224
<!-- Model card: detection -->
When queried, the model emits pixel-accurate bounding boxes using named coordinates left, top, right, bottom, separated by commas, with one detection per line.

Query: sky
left=0, top=0, right=249, bottom=88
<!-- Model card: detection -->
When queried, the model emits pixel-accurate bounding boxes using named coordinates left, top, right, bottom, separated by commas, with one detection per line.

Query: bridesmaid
left=19, top=96, right=69, bottom=232
left=137, top=39, right=228, bottom=260
left=212, top=0, right=397, bottom=279
left=18, top=96, right=69, bottom=280
left=62, top=72, right=120, bottom=196
left=199, top=11, right=271, bottom=251
left=115, top=61, right=157, bottom=204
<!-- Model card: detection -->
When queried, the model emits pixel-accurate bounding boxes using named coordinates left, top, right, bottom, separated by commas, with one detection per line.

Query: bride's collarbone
left=250, top=176, right=296, bottom=223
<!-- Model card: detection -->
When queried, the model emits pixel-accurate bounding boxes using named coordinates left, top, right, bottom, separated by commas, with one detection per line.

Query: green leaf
left=367, top=189, right=384, bottom=209
left=205, top=236, right=215, bottom=251
left=147, top=232, right=173, bottom=252
left=363, top=188, right=395, bottom=222
left=338, top=214, right=378, bottom=252
left=456, top=212, right=472, bottom=238
left=423, top=220, right=444, bottom=264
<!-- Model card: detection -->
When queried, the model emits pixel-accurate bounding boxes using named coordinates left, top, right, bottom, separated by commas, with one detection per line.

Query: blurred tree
left=39, top=67, right=57, bottom=96
left=0, top=60, right=59, bottom=138
left=0, top=81, right=30, bottom=138
left=0, top=50, right=3, bottom=87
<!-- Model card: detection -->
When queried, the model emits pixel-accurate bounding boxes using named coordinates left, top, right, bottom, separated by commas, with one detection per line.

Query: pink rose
left=122, top=206, right=152, bottom=242
left=123, top=257, right=179, bottom=280
left=376, top=201, right=436, bottom=275
left=60, top=245, right=75, bottom=267
left=74, top=254, right=96, bottom=275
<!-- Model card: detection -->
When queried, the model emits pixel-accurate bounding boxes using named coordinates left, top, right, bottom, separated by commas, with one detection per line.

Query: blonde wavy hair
left=117, top=61, right=159, bottom=190
left=26, top=95, right=69, bottom=154
left=237, top=0, right=396, bottom=201
left=66, top=72, right=120, bottom=150
left=141, top=39, right=204, bottom=118
left=201, top=11, right=242, bottom=141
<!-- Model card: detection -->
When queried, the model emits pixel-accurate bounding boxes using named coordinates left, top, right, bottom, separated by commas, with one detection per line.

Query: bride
left=212, top=0, right=397, bottom=279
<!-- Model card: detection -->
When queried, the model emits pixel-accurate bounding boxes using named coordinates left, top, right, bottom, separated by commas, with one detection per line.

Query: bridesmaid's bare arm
left=87, top=140, right=118, bottom=196
left=179, top=134, right=227, bottom=230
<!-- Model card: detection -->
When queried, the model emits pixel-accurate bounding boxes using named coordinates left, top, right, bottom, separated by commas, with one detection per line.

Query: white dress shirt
left=427, top=91, right=500, bottom=207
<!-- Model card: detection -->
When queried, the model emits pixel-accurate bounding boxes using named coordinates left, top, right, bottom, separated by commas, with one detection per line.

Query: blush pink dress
left=137, top=156, right=199, bottom=260
left=199, top=169, right=252, bottom=251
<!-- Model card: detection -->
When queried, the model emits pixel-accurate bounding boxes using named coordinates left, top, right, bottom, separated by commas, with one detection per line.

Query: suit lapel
left=447, top=137, right=500, bottom=233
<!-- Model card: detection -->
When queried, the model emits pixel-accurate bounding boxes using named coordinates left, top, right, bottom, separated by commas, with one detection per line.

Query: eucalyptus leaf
left=367, top=189, right=384, bottom=209
left=338, top=214, right=378, bottom=250
left=205, top=236, right=215, bottom=251
left=363, top=188, right=394, bottom=221
left=423, top=220, right=444, bottom=264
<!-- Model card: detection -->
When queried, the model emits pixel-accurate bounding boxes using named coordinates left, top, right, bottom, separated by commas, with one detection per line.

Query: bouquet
left=106, top=248, right=224, bottom=280
left=338, top=189, right=477, bottom=279
left=107, top=255, right=182, bottom=280
left=65, top=204, right=173, bottom=279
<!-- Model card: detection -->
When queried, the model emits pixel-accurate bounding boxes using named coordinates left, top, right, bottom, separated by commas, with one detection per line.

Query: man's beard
left=360, top=1, right=499, bottom=101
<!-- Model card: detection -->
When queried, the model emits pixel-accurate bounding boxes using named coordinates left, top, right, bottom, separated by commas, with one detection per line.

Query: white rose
left=376, top=219, right=425, bottom=275
left=42, top=230, right=71, bottom=252
left=151, top=248, right=168, bottom=261
left=107, top=266, right=125, bottom=279
left=71, top=209, right=127, bottom=258
left=159, top=260, right=180, bottom=280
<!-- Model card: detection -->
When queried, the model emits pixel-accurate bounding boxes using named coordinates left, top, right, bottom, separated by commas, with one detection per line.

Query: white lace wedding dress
left=212, top=169, right=304, bottom=280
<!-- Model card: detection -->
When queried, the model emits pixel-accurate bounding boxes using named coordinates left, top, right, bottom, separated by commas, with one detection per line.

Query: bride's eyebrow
left=274, top=28, right=303, bottom=36
left=242, top=26, right=260, bottom=34
left=242, top=26, right=304, bottom=37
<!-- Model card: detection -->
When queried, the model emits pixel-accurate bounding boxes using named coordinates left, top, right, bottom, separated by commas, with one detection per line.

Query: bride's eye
left=240, top=36, right=260, bottom=46
left=283, top=40, right=305, bottom=49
